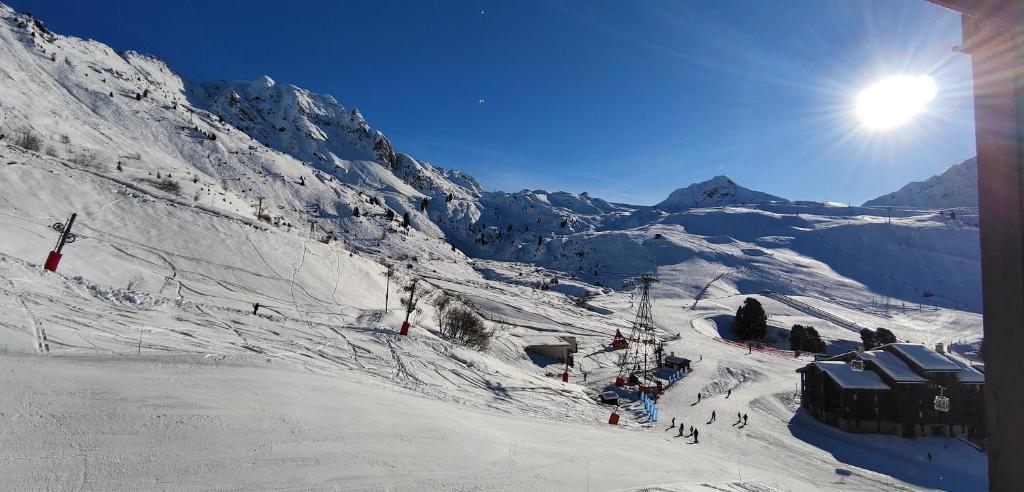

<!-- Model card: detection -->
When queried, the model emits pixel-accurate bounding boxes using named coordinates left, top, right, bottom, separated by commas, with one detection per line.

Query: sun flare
left=855, top=75, right=937, bottom=130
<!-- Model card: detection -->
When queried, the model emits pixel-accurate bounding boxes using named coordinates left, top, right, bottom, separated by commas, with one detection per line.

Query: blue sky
left=10, top=0, right=975, bottom=205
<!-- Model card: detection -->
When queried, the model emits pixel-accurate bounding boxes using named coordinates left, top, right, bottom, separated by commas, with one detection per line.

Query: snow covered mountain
left=655, top=175, right=788, bottom=211
left=863, top=156, right=978, bottom=208
left=0, top=7, right=990, bottom=489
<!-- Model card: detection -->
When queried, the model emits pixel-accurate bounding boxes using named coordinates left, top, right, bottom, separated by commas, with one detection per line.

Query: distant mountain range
left=0, top=3, right=983, bottom=312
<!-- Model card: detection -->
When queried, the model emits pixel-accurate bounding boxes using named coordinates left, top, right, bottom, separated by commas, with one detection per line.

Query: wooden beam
left=926, top=0, right=1024, bottom=19
left=925, top=0, right=1024, bottom=488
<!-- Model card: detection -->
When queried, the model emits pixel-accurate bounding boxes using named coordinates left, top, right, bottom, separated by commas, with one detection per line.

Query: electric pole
left=383, top=263, right=394, bottom=311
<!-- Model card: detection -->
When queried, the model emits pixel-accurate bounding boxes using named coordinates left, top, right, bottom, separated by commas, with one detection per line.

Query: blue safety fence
left=667, top=368, right=686, bottom=384
left=639, top=393, right=658, bottom=423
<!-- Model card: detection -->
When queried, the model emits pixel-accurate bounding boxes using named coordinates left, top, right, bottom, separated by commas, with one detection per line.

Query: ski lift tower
left=615, top=274, right=658, bottom=393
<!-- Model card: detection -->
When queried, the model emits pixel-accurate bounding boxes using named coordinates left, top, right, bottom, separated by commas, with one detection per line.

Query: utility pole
left=383, top=263, right=394, bottom=312
left=400, top=278, right=418, bottom=336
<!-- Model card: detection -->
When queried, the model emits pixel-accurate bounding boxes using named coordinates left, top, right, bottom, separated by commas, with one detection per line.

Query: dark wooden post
left=922, top=0, right=1024, bottom=486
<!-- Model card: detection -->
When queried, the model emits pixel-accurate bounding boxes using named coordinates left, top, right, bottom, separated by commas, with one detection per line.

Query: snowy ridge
left=864, top=156, right=978, bottom=208
left=656, top=175, right=788, bottom=211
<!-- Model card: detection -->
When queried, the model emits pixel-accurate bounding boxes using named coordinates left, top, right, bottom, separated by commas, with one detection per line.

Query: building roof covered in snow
left=882, top=343, right=961, bottom=372
left=810, top=361, right=892, bottom=390
left=859, top=350, right=927, bottom=383
left=945, top=355, right=985, bottom=383
left=664, top=355, right=690, bottom=364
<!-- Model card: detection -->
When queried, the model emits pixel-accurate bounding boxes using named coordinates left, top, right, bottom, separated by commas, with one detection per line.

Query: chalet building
left=797, top=343, right=984, bottom=439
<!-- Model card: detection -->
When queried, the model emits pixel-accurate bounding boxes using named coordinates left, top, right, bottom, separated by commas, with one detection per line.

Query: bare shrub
left=141, top=178, right=181, bottom=195
left=126, top=274, right=143, bottom=291
left=435, top=294, right=491, bottom=350
left=13, top=129, right=42, bottom=151
left=69, top=150, right=100, bottom=168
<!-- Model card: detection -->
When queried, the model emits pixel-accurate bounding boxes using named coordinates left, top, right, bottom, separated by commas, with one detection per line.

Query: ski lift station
left=797, top=343, right=985, bottom=442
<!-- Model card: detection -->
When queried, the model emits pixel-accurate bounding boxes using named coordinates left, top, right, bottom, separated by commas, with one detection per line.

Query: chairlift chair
left=934, top=386, right=950, bottom=412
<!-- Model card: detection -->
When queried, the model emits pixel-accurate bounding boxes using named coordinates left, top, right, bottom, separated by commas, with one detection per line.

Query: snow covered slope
left=0, top=5, right=988, bottom=490
left=656, top=175, right=788, bottom=211
left=864, top=156, right=978, bottom=209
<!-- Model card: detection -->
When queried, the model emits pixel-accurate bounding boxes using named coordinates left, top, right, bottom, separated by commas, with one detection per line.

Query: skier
left=743, top=413, right=748, bottom=425
left=671, top=417, right=676, bottom=427
left=711, top=410, right=716, bottom=422
left=697, top=392, right=702, bottom=403
left=677, top=423, right=686, bottom=437
left=927, top=452, right=933, bottom=462
left=583, top=371, right=587, bottom=382
left=253, top=302, right=261, bottom=315
left=726, top=389, right=732, bottom=398
left=692, top=428, right=699, bottom=444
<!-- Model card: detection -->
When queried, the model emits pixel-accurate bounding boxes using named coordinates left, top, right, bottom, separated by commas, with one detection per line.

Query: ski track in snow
left=0, top=7, right=988, bottom=490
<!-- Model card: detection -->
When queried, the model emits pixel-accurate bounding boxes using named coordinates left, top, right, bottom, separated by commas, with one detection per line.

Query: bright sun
left=855, top=75, right=937, bottom=130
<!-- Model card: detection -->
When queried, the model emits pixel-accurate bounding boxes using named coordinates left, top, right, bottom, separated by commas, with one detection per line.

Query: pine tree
left=402, top=212, right=411, bottom=228
left=791, top=324, right=825, bottom=353
left=874, top=327, right=897, bottom=346
left=352, top=207, right=361, bottom=217
left=860, top=328, right=877, bottom=350
left=733, top=297, right=767, bottom=340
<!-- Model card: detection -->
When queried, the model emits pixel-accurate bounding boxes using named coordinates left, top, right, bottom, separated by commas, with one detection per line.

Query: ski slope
left=0, top=5, right=987, bottom=490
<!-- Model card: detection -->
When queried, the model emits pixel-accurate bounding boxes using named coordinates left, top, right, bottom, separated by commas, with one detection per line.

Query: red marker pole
left=400, top=279, right=418, bottom=336
left=44, top=213, right=77, bottom=273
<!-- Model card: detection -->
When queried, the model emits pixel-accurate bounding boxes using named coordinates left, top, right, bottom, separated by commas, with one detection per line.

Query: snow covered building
left=524, top=336, right=578, bottom=366
left=797, top=343, right=985, bottom=439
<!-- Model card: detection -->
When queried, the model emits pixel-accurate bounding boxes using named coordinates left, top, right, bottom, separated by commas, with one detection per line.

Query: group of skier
left=665, top=385, right=749, bottom=445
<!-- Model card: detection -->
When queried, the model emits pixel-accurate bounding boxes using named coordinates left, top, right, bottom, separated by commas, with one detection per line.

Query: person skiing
left=711, top=410, right=716, bottom=422
left=697, top=392, right=702, bottom=403
left=927, top=452, right=933, bottom=462
left=692, top=428, right=699, bottom=444
left=583, top=371, right=587, bottom=382
left=743, top=413, right=748, bottom=425
left=678, top=423, right=686, bottom=437
left=726, top=389, right=732, bottom=398
left=671, top=417, right=676, bottom=427
left=253, top=302, right=260, bottom=315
